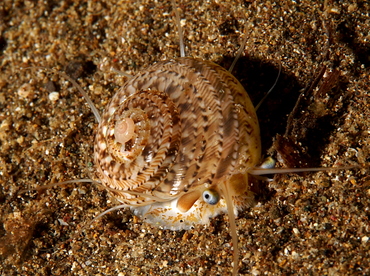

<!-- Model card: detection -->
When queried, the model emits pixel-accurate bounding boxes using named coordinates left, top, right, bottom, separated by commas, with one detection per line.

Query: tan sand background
left=0, top=0, right=369, bottom=275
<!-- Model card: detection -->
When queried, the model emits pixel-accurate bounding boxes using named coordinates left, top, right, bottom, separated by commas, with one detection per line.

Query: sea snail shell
left=94, top=57, right=260, bottom=230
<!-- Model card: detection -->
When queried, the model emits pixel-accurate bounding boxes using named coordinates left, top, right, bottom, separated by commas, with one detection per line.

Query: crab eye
left=202, top=189, right=220, bottom=205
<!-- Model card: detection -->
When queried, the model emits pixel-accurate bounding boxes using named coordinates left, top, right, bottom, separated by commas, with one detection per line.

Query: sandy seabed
left=0, top=0, right=369, bottom=275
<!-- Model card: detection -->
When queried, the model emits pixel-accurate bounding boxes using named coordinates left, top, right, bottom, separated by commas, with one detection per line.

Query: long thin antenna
left=81, top=204, right=128, bottom=230
left=254, top=61, right=282, bottom=111
left=58, top=71, right=102, bottom=123
left=23, top=66, right=102, bottom=124
left=172, top=0, right=186, bottom=57
left=249, top=165, right=358, bottom=176
left=229, top=33, right=248, bottom=73
left=228, top=11, right=251, bottom=73
left=220, top=182, right=239, bottom=276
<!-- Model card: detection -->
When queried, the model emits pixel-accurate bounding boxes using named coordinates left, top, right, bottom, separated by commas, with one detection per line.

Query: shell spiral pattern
left=94, top=57, right=261, bottom=229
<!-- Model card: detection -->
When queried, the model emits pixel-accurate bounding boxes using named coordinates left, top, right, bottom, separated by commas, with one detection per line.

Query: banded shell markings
left=94, top=57, right=260, bottom=229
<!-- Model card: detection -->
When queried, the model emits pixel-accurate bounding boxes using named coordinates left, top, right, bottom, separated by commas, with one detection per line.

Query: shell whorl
left=94, top=57, right=261, bottom=229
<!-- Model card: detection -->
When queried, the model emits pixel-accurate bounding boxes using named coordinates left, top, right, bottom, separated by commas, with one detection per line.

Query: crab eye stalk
left=202, top=189, right=220, bottom=205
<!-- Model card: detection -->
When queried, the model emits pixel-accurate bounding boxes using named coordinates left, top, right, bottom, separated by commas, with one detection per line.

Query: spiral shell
left=94, top=57, right=260, bottom=229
